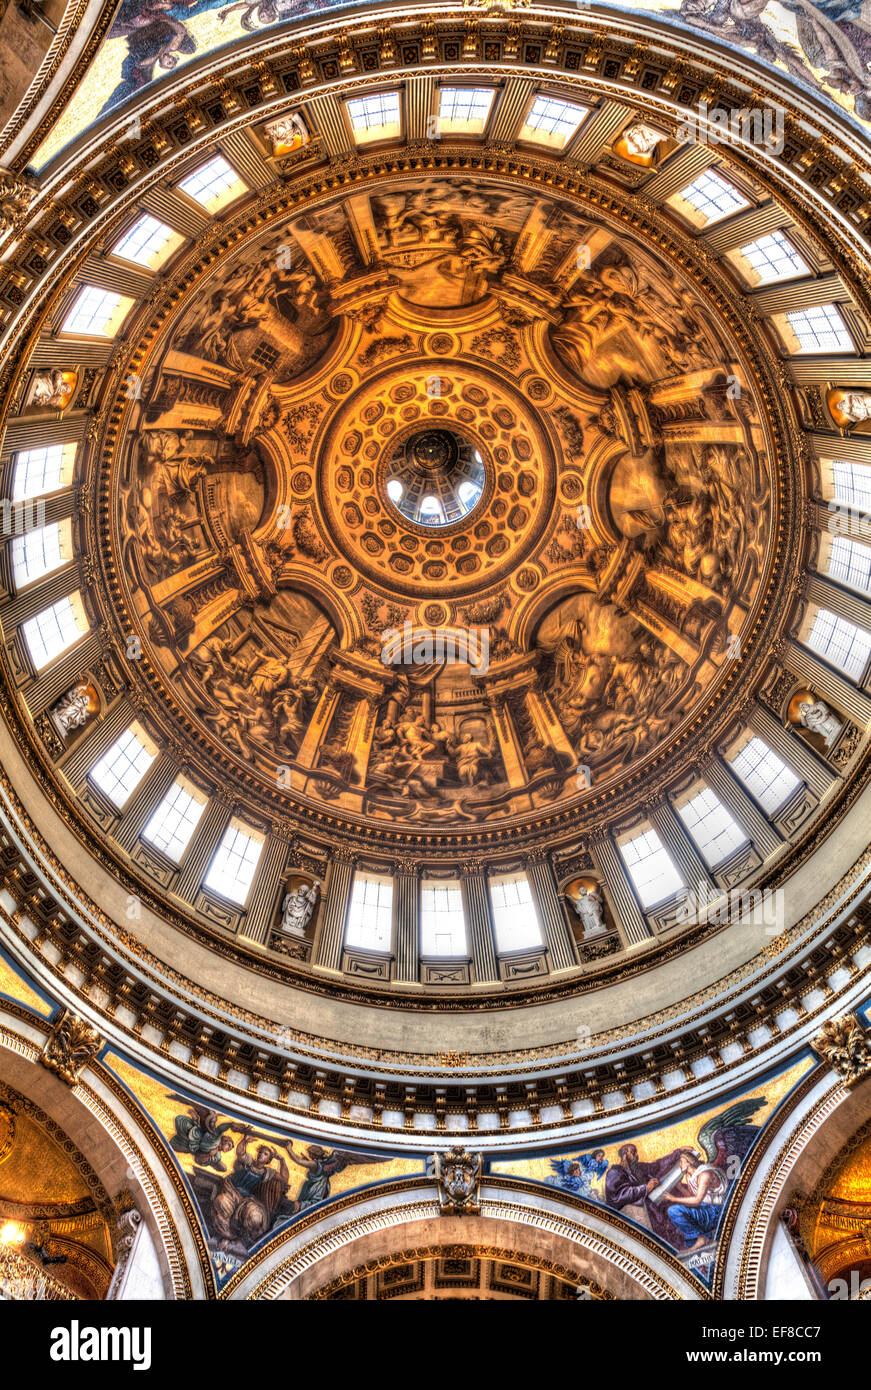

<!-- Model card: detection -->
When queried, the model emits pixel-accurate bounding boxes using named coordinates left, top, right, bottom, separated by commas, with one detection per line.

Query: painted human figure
left=604, top=1143, right=694, bottom=1249
left=665, top=1150, right=729, bottom=1250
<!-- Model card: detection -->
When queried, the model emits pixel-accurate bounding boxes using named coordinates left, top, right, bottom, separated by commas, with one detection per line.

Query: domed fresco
left=0, top=0, right=869, bottom=1333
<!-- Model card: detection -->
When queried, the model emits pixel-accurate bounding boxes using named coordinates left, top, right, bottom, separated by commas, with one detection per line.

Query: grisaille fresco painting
left=107, top=174, right=771, bottom=843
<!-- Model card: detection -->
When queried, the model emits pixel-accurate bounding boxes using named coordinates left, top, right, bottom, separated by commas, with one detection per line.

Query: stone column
left=175, top=798, right=231, bottom=900
left=649, top=800, right=717, bottom=898
left=312, top=851, right=355, bottom=972
left=460, top=859, right=499, bottom=983
left=393, top=859, right=420, bottom=983
left=241, top=834, right=290, bottom=944
left=527, top=852, right=577, bottom=972
left=589, top=836, right=652, bottom=946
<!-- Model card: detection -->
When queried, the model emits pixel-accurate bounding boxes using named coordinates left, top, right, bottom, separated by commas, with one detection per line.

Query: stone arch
left=0, top=1014, right=210, bottom=1299
left=223, top=1180, right=705, bottom=1301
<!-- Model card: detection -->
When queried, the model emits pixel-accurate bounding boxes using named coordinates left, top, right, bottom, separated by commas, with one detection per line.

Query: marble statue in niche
left=798, top=696, right=842, bottom=748
left=279, top=880, right=319, bottom=936
left=571, top=884, right=607, bottom=937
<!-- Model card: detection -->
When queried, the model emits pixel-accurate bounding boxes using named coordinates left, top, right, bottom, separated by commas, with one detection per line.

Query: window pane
left=178, top=156, right=247, bottom=211
left=421, top=880, right=467, bottom=956
left=521, top=95, right=588, bottom=147
left=678, top=170, right=749, bottom=223
left=22, top=592, right=87, bottom=670
left=438, top=87, right=495, bottom=128
left=677, top=787, right=748, bottom=867
left=489, top=873, right=542, bottom=952
left=729, top=737, right=800, bottom=815
left=11, top=520, right=69, bottom=588
left=62, top=286, right=132, bottom=337
left=826, top=536, right=871, bottom=594
left=112, top=214, right=181, bottom=269
left=12, top=443, right=76, bottom=501
left=204, top=822, right=263, bottom=904
left=827, top=460, right=871, bottom=513
left=142, top=778, right=206, bottom=861
left=345, top=872, right=393, bottom=951
left=806, top=608, right=871, bottom=681
left=786, top=304, right=853, bottom=353
left=90, top=725, right=156, bottom=808
left=618, top=828, right=684, bottom=908
left=346, top=92, right=401, bottom=140
left=738, top=230, right=809, bottom=284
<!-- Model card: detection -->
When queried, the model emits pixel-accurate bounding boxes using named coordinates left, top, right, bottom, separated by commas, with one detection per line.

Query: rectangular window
left=346, top=92, right=401, bottom=143
left=674, top=169, right=749, bottom=225
left=785, top=304, right=853, bottom=353
left=825, top=460, right=871, bottom=513
left=488, top=872, right=542, bottom=953
left=826, top=535, right=871, bottom=595
left=736, top=230, right=809, bottom=284
left=437, top=86, right=495, bottom=133
left=676, top=787, right=748, bottom=867
left=142, top=777, right=207, bottom=862
left=204, top=820, right=264, bottom=905
left=806, top=608, right=871, bottom=681
left=729, top=736, right=800, bottom=815
left=111, top=214, right=184, bottom=271
left=178, top=156, right=248, bottom=213
left=519, top=95, right=588, bottom=149
left=11, top=519, right=72, bottom=589
left=61, top=285, right=133, bottom=338
left=11, top=443, right=77, bottom=501
left=420, top=879, right=467, bottom=956
left=90, top=723, right=157, bottom=809
left=345, top=871, right=393, bottom=951
left=618, top=827, right=685, bottom=909
left=22, top=591, right=88, bottom=670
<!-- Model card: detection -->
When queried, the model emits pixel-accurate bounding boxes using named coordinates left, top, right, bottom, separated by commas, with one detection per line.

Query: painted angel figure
left=548, top=1149, right=608, bottom=1200
left=168, top=1095, right=237, bottom=1170
left=285, top=1143, right=389, bottom=1207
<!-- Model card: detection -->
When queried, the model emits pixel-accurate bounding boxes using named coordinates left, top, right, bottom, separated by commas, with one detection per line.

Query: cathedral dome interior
left=0, top=0, right=870, bottom=1330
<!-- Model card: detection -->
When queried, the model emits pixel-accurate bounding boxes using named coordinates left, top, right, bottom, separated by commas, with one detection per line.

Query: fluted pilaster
left=312, top=852, right=355, bottom=972
left=460, top=861, right=499, bottom=983
left=590, top=837, right=652, bottom=946
left=527, top=853, right=577, bottom=972
left=393, top=861, right=420, bottom=982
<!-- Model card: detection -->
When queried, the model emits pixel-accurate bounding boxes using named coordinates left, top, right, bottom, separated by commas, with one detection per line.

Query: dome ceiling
left=106, top=173, right=779, bottom=838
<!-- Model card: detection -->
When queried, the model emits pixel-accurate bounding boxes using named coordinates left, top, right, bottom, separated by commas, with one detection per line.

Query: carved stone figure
left=434, top=1145, right=482, bottom=1214
left=279, top=881, right=319, bottom=937
left=40, top=1010, right=104, bottom=1086
left=833, top=389, right=871, bottom=423
left=571, top=885, right=606, bottom=937
left=811, top=1013, right=871, bottom=1087
left=50, top=683, right=96, bottom=737
left=799, top=698, right=842, bottom=749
